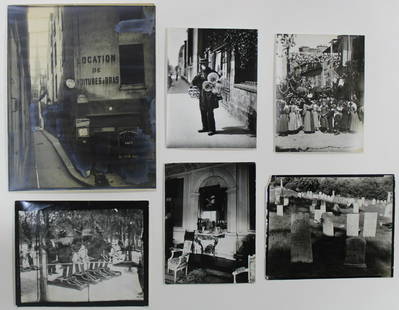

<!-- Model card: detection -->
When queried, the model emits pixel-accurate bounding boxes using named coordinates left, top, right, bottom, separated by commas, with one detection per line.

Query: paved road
left=166, top=78, right=256, bottom=148
left=275, top=130, right=363, bottom=152
left=33, top=130, right=82, bottom=189
left=20, top=266, right=142, bottom=303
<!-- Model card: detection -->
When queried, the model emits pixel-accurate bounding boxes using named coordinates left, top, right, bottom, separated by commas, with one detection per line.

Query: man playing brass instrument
left=191, top=59, right=221, bottom=136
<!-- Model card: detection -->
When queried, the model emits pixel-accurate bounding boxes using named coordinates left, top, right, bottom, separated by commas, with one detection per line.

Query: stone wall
left=222, top=83, right=257, bottom=133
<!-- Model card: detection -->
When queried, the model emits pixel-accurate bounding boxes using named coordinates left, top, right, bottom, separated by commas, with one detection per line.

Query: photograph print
left=274, top=34, right=365, bottom=152
left=266, top=175, right=394, bottom=280
left=165, top=162, right=256, bottom=284
left=166, top=28, right=257, bottom=148
left=8, top=5, right=155, bottom=190
left=15, top=201, right=148, bottom=306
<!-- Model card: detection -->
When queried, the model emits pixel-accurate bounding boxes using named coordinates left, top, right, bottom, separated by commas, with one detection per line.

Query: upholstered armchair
left=232, top=254, right=255, bottom=283
left=167, top=231, right=194, bottom=283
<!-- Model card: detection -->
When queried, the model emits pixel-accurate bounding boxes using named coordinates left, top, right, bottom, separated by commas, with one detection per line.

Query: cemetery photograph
left=15, top=201, right=148, bottom=306
left=266, top=175, right=394, bottom=280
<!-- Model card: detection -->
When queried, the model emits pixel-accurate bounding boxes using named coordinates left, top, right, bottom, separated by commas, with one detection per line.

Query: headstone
left=387, top=192, right=392, bottom=203
left=346, top=214, right=360, bottom=237
left=314, top=210, right=323, bottom=222
left=270, top=188, right=276, bottom=203
left=372, top=198, right=376, bottom=205
left=277, top=205, right=284, bottom=216
left=384, top=203, right=393, bottom=219
left=312, top=200, right=317, bottom=207
left=275, top=191, right=281, bottom=205
left=283, top=197, right=289, bottom=206
left=361, top=197, right=365, bottom=204
left=320, top=201, right=327, bottom=213
left=290, top=213, right=313, bottom=263
left=344, top=237, right=367, bottom=268
left=322, top=213, right=334, bottom=237
left=353, top=202, right=359, bottom=214
left=363, top=212, right=378, bottom=237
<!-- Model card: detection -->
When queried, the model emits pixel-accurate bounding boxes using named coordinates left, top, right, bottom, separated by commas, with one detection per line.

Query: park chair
left=167, top=231, right=194, bottom=283
left=232, top=254, right=256, bottom=283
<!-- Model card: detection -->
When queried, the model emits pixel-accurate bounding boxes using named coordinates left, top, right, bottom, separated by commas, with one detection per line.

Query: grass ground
left=266, top=200, right=393, bottom=279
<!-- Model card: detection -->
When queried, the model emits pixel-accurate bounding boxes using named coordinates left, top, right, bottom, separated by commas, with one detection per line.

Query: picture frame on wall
left=15, top=200, right=149, bottom=306
left=8, top=4, right=156, bottom=190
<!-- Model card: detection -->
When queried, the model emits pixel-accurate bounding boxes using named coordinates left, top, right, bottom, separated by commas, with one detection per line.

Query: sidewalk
left=166, top=79, right=256, bottom=148
left=41, top=129, right=96, bottom=187
left=275, top=130, right=363, bottom=152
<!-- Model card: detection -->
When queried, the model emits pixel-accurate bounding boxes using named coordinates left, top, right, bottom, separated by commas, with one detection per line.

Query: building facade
left=8, top=6, right=36, bottom=190
left=43, top=5, right=156, bottom=186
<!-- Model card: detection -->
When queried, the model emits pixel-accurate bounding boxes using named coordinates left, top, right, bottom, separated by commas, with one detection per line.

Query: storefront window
left=119, top=44, right=145, bottom=86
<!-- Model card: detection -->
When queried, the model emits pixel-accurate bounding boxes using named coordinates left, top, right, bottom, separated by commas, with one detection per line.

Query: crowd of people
left=20, top=229, right=143, bottom=279
left=276, top=94, right=364, bottom=136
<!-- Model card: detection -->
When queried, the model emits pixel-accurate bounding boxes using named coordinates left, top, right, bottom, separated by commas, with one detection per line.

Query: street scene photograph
left=266, top=175, right=394, bottom=280
left=274, top=34, right=365, bottom=152
left=165, top=162, right=255, bottom=284
left=166, top=28, right=257, bottom=148
left=15, top=201, right=148, bottom=306
left=8, top=5, right=156, bottom=190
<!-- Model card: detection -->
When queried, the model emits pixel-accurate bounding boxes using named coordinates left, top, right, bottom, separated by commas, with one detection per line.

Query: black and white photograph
left=274, top=34, right=365, bottom=152
left=8, top=5, right=155, bottom=190
left=266, top=175, right=394, bottom=280
left=15, top=201, right=148, bottom=306
left=165, top=163, right=256, bottom=284
left=166, top=28, right=257, bottom=148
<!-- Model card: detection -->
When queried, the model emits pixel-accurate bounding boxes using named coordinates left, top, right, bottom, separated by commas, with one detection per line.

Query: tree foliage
left=271, top=176, right=393, bottom=200
left=207, top=29, right=257, bottom=69
left=19, top=208, right=144, bottom=250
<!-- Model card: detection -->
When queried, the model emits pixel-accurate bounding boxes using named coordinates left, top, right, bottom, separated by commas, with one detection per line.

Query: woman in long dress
left=295, top=104, right=303, bottom=130
left=277, top=100, right=289, bottom=136
left=303, top=102, right=315, bottom=133
left=349, top=101, right=360, bottom=132
left=319, top=100, right=329, bottom=133
left=288, top=104, right=299, bottom=133
left=312, top=102, right=320, bottom=131
left=340, top=101, right=351, bottom=132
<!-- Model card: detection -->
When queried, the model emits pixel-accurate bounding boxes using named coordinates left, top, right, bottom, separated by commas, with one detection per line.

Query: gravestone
left=353, top=202, right=359, bottom=214
left=346, top=214, right=360, bottom=237
left=384, top=203, right=393, bottom=220
left=283, top=197, right=289, bottom=206
left=275, top=191, right=281, bottom=205
left=363, top=212, right=378, bottom=237
left=322, top=213, right=334, bottom=237
left=320, top=201, right=327, bottom=213
left=314, top=210, right=323, bottom=222
left=387, top=192, right=392, bottom=203
left=344, top=237, right=367, bottom=268
left=270, top=188, right=276, bottom=203
left=372, top=199, right=376, bottom=205
left=277, top=205, right=284, bottom=216
left=290, top=213, right=313, bottom=263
